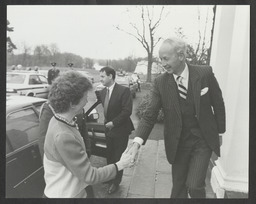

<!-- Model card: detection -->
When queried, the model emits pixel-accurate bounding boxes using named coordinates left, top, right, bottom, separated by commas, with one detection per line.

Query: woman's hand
left=115, top=152, right=134, bottom=171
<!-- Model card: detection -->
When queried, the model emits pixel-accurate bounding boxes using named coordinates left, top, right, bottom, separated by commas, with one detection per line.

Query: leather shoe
left=108, top=183, right=118, bottom=194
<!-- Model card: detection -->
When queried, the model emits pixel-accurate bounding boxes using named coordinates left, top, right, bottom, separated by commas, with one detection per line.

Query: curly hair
left=48, top=71, right=92, bottom=113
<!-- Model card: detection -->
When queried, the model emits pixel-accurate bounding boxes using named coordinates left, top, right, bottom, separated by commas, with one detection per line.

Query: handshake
left=115, top=142, right=140, bottom=171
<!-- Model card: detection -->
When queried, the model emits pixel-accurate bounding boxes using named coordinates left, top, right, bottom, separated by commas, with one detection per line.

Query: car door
left=38, top=75, right=49, bottom=98
left=28, top=75, right=48, bottom=98
left=6, top=107, right=45, bottom=198
left=85, top=100, right=107, bottom=158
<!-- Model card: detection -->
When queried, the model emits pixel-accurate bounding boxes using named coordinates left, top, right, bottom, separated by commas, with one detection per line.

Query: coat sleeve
left=54, top=132, right=117, bottom=185
left=135, top=79, right=162, bottom=144
left=208, top=68, right=226, bottom=134
left=38, top=103, right=54, bottom=157
left=112, top=87, right=133, bottom=127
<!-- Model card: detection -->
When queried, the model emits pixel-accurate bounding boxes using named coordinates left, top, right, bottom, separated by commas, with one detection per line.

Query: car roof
left=116, top=76, right=129, bottom=82
left=6, top=95, right=47, bottom=114
left=7, top=71, right=45, bottom=76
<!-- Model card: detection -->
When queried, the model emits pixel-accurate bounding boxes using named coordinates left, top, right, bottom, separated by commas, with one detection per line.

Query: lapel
left=188, top=65, right=201, bottom=119
left=101, top=87, right=107, bottom=104
left=165, top=73, right=182, bottom=121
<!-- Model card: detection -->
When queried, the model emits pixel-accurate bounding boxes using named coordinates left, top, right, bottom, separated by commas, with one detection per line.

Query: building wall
left=210, top=5, right=249, bottom=197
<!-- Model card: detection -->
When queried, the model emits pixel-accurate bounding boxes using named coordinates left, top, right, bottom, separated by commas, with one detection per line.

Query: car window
left=29, top=75, right=42, bottom=85
left=6, top=140, right=12, bottom=154
left=38, top=75, right=48, bottom=84
left=6, top=108, right=40, bottom=152
left=33, top=102, right=45, bottom=113
left=6, top=74, right=26, bottom=84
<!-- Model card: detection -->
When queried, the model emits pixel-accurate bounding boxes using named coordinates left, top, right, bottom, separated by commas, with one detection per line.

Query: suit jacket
left=136, top=65, right=226, bottom=164
left=99, top=83, right=134, bottom=138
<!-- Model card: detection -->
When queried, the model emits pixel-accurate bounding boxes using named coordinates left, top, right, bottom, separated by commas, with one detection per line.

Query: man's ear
left=178, top=52, right=186, bottom=61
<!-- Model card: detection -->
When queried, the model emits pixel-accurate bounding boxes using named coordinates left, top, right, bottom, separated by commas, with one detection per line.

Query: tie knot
left=177, top=76, right=182, bottom=84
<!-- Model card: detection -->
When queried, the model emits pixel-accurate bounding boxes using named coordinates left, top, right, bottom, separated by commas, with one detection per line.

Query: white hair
left=163, top=37, right=187, bottom=57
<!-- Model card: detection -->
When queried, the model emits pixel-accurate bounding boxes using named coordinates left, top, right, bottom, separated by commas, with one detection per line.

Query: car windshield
left=7, top=74, right=26, bottom=84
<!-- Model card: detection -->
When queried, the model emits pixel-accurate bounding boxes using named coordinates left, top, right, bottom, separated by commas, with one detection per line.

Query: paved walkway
left=91, top=139, right=216, bottom=198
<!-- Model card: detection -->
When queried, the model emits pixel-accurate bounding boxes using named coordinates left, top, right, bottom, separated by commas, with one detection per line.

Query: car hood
left=7, top=83, right=47, bottom=90
left=7, top=83, right=26, bottom=90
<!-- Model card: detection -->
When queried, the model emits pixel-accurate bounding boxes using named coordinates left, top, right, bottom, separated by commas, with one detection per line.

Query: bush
left=136, top=92, right=164, bottom=123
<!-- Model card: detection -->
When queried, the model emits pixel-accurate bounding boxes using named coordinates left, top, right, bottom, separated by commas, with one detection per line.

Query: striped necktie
left=177, top=76, right=187, bottom=99
left=104, top=88, right=109, bottom=117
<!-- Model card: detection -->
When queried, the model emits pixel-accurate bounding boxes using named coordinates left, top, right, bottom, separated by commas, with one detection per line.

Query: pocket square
left=200, top=87, right=208, bottom=96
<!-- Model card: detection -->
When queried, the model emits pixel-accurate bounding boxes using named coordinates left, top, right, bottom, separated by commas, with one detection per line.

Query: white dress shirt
left=173, top=63, right=189, bottom=89
left=107, top=82, right=116, bottom=100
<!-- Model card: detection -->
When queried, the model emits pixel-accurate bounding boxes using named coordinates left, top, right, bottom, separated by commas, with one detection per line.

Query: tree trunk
left=208, top=5, right=217, bottom=65
left=147, top=53, right=153, bottom=82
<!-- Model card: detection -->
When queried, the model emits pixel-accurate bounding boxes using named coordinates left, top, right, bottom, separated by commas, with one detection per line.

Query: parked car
left=116, top=76, right=137, bottom=98
left=95, top=76, right=137, bottom=98
left=6, top=71, right=49, bottom=98
left=6, top=95, right=106, bottom=198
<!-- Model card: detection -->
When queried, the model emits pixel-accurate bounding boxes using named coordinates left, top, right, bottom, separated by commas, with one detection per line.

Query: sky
left=7, top=5, right=214, bottom=60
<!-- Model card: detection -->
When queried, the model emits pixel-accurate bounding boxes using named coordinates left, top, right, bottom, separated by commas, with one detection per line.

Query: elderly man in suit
left=126, top=37, right=226, bottom=198
left=99, top=66, right=134, bottom=194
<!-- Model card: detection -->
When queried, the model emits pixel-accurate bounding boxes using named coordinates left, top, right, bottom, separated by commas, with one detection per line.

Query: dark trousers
left=106, top=134, right=129, bottom=185
left=171, top=133, right=212, bottom=198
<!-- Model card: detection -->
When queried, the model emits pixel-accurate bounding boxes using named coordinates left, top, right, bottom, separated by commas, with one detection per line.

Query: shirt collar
left=173, top=63, right=188, bottom=81
left=108, top=82, right=115, bottom=92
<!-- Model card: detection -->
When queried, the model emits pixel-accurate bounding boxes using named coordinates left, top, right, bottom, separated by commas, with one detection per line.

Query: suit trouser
left=171, top=133, right=212, bottom=198
left=106, top=134, right=129, bottom=185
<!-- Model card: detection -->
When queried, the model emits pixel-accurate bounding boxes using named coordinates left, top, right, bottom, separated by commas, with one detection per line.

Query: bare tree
left=34, top=46, right=43, bottom=66
left=175, top=6, right=213, bottom=65
left=49, top=43, right=60, bottom=60
left=207, top=5, right=217, bottom=65
left=116, top=6, right=168, bottom=82
left=20, top=42, right=31, bottom=66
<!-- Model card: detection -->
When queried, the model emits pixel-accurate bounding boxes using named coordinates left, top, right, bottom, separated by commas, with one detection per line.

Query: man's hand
left=125, top=142, right=140, bottom=163
left=105, top=121, right=114, bottom=130
left=219, top=135, right=222, bottom=146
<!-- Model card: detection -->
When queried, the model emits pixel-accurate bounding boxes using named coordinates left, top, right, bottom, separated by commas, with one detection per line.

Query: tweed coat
left=99, top=83, right=134, bottom=138
left=135, top=64, right=226, bottom=164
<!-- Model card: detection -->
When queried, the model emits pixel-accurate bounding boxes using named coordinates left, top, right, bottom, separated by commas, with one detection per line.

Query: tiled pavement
left=90, top=139, right=216, bottom=198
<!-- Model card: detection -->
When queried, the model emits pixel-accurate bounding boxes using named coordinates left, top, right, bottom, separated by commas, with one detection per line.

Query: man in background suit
left=126, top=37, right=226, bottom=198
left=99, top=67, right=134, bottom=194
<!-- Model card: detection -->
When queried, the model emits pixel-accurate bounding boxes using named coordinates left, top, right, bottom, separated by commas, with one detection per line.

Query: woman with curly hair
left=43, top=71, right=132, bottom=198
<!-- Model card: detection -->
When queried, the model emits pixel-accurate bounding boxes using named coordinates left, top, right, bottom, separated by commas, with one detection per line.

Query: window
left=6, top=74, right=26, bottom=84
left=38, top=75, right=48, bottom=84
left=6, top=141, right=12, bottom=154
left=6, top=108, right=40, bottom=152
left=34, top=102, right=45, bottom=113
left=29, top=75, right=42, bottom=85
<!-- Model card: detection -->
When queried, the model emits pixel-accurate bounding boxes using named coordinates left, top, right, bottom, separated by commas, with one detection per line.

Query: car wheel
left=27, top=93, right=34, bottom=97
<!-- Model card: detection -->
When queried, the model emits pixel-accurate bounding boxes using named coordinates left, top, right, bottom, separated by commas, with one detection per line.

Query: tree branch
left=116, top=25, right=148, bottom=51
left=151, top=6, right=164, bottom=32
